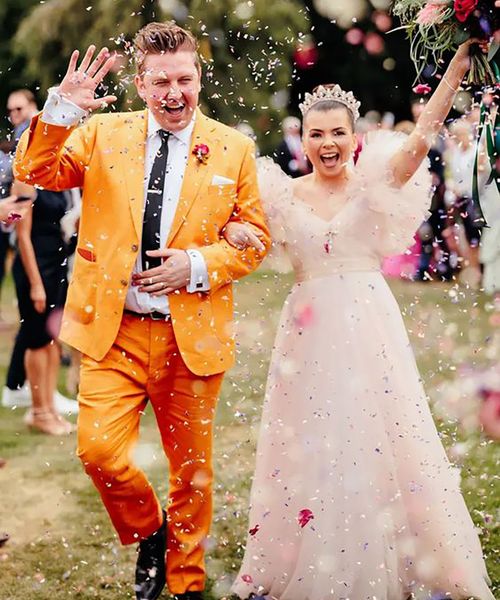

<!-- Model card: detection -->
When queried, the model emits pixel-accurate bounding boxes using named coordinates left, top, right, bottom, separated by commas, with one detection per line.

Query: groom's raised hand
left=59, top=45, right=117, bottom=112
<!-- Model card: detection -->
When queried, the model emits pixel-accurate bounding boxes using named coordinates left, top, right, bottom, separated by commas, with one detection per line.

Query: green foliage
left=0, top=0, right=40, bottom=133
left=9, top=0, right=308, bottom=152
left=188, top=0, right=308, bottom=143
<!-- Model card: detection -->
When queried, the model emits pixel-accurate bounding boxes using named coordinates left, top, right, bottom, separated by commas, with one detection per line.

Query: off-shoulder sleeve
left=257, top=156, right=293, bottom=271
left=352, top=130, right=433, bottom=257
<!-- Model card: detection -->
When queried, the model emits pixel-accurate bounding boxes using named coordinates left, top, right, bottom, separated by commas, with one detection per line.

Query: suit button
left=131, top=244, right=139, bottom=252
left=120, top=279, right=128, bottom=286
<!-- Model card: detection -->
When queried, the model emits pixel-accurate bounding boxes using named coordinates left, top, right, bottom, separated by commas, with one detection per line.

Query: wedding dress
left=232, top=131, right=494, bottom=600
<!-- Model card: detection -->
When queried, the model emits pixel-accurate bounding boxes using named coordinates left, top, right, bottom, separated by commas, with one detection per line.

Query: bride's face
left=303, top=108, right=357, bottom=178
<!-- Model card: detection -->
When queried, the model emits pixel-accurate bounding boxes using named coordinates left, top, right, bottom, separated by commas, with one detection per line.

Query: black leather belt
left=123, top=309, right=171, bottom=321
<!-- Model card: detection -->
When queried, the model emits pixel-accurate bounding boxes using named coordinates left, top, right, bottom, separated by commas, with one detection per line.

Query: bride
left=225, top=40, right=494, bottom=600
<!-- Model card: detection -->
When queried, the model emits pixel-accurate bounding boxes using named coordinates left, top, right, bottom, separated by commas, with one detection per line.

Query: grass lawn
left=0, top=270, right=498, bottom=599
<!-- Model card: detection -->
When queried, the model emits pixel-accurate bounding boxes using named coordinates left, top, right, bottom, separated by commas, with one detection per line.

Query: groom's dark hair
left=134, top=21, right=201, bottom=75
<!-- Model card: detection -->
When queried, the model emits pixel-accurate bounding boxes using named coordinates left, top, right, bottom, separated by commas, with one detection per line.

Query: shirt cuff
left=41, top=87, right=88, bottom=127
left=186, top=249, right=210, bottom=293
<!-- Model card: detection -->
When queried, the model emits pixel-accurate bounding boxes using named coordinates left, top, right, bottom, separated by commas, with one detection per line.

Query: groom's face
left=135, top=49, right=201, bottom=132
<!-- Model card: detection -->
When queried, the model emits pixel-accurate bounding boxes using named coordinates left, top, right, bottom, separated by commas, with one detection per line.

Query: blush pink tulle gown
left=232, top=131, right=494, bottom=600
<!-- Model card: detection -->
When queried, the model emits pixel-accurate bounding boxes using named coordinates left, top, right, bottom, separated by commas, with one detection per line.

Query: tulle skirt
left=232, top=271, right=493, bottom=600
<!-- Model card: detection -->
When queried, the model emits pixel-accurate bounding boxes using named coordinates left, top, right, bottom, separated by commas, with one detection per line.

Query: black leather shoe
left=173, top=593, right=204, bottom=600
left=135, top=511, right=167, bottom=600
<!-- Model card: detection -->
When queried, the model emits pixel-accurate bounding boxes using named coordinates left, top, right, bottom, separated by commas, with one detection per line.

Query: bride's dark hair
left=306, top=84, right=355, bottom=131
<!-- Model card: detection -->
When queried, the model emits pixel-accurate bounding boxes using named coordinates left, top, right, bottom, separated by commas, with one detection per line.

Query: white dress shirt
left=41, top=89, right=210, bottom=315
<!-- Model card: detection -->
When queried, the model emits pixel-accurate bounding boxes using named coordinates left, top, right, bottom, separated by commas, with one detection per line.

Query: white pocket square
left=211, top=175, right=236, bottom=185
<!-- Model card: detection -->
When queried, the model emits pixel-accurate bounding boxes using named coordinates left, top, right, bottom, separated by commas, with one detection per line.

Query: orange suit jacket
left=15, top=108, right=270, bottom=376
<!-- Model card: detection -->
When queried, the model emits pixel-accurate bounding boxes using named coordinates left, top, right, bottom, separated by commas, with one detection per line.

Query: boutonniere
left=193, top=143, right=210, bottom=165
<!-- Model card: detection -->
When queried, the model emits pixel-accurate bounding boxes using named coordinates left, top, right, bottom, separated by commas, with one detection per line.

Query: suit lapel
left=120, top=110, right=148, bottom=240
left=167, top=108, right=219, bottom=246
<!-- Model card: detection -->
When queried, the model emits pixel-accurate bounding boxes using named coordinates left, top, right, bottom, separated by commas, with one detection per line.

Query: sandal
left=24, top=409, right=71, bottom=436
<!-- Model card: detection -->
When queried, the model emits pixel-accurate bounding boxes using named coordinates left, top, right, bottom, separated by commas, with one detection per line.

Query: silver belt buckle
left=150, top=311, right=169, bottom=321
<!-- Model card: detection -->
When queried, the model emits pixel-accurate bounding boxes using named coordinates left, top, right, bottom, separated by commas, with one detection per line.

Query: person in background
left=235, top=122, right=259, bottom=155
left=1, top=89, right=78, bottom=415
left=7, top=89, right=37, bottom=141
left=412, top=97, right=453, bottom=280
left=0, top=141, right=15, bottom=324
left=0, top=91, right=38, bottom=402
left=0, top=94, right=37, bottom=322
left=12, top=180, right=74, bottom=435
left=274, top=116, right=309, bottom=177
left=445, top=118, right=483, bottom=286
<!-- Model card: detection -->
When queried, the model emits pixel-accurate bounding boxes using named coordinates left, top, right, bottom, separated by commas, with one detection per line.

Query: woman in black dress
left=14, top=186, right=73, bottom=435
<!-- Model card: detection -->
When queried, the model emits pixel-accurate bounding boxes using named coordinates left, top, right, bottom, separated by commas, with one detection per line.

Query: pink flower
left=412, top=83, right=432, bottom=95
left=241, top=574, right=253, bottom=584
left=416, top=2, right=448, bottom=26
left=193, top=143, right=210, bottom=164
left=6, top=212, right=22, bottom=223
left=297, top=508, right=314, bottom=528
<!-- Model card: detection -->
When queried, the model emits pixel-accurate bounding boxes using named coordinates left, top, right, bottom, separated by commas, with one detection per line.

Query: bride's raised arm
left=389, top=39, right=489, bottom=188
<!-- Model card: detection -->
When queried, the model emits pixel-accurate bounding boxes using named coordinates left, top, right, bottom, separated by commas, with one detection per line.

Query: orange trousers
left=77, top=313, right=224, bottom=594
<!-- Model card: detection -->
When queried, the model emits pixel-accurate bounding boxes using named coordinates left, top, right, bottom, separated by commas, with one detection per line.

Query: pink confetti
left=298, top=508, right=314, bottom=528
left=412, top=83, right=432, bottom=95
left=294, top=305, right=314, bottom=328
left=479, top=390, right=500, bottom=440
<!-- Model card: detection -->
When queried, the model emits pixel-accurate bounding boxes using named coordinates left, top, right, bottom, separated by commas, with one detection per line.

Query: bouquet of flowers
left=392, top=0, right=499, bottom=85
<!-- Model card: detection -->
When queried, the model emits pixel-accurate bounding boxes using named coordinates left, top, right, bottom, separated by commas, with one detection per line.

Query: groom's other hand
left=132, top=248, right=191, bottom=295
left=59, top=45, right=117, bottom=112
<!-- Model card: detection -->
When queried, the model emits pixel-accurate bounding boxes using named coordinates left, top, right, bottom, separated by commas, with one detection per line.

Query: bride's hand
left=449, top=37, right=489, bottom=74
left=223, top=222, right=265, bottom=251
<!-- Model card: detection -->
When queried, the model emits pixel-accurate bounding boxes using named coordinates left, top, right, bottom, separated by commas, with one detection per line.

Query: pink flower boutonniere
left=193, top=143, right=210, bottom=165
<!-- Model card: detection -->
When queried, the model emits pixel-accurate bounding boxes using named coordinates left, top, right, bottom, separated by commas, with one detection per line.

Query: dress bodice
left=258, top=130, right=433, bottom=280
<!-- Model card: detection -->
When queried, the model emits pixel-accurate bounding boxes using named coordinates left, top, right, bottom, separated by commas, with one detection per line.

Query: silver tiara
left=299, top=84, right=361, bottom=121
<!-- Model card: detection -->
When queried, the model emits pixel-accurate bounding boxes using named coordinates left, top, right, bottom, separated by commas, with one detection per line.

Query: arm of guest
left=197, top=141, right=271, bottom=293
left=16, top=207, right=43, bottom=291
left=14, top=88, right=95, bottom=191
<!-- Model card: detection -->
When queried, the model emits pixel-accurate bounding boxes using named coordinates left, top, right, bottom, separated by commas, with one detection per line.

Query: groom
left=15, top=21, right=269, bottom=600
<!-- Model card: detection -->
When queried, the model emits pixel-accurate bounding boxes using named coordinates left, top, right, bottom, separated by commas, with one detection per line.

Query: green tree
left=0, top=0, right=40, bottom=133
left=12, top=0, right=308, bottom=151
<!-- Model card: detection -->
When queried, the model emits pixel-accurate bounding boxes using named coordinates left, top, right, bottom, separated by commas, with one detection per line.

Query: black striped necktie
left=141, top=129, right=170, bottom=271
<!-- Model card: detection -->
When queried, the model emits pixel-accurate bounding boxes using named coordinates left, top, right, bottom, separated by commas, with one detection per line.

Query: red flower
left=193, top=143, right=210, bottom=164
left=454, top=0, right=478, bottom=22
left=412, top=83, right=432, bottom=95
